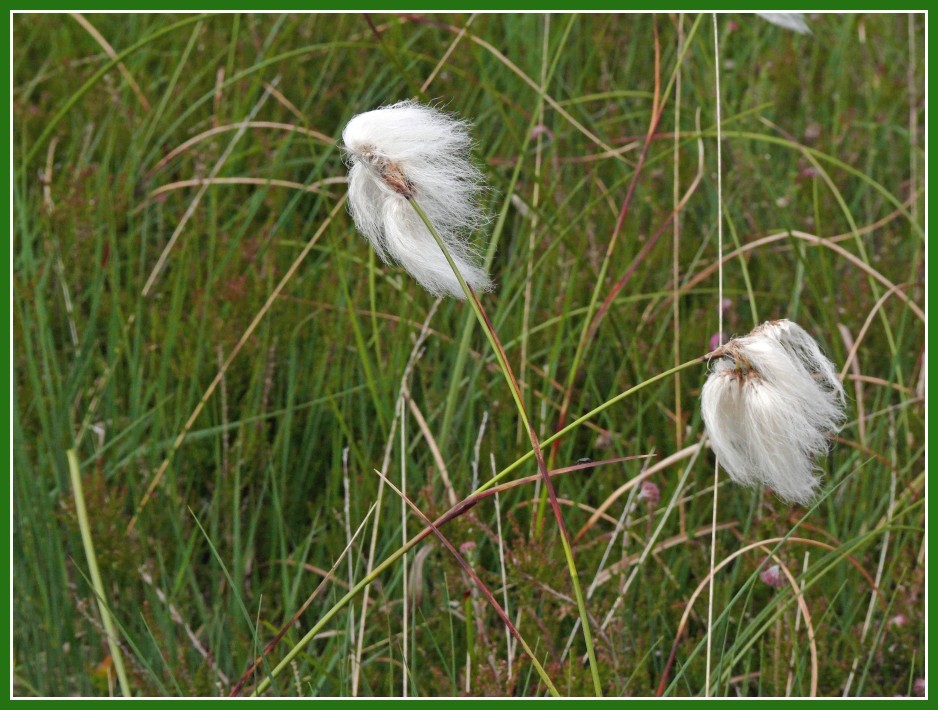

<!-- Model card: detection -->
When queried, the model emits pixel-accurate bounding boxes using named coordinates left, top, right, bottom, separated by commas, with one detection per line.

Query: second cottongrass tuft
left=342, top=100, right=492, bottom=299
left=701, top=319, right=846, bottom=505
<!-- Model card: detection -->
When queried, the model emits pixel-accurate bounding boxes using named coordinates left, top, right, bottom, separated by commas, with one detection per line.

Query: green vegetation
left=12, top=12, right=925, bottom=697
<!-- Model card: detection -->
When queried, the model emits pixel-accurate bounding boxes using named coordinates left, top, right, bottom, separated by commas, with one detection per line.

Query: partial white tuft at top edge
left=755, top=13, right=811, bottom=35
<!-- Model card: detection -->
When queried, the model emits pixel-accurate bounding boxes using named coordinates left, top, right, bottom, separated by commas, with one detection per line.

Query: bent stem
left=409, top=198, right=602, bottom=695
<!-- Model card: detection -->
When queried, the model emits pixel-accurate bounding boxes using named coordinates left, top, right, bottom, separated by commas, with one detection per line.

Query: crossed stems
left=247, top=357, right=705, bottom=696
left=245, top=209, right=709, bottom=694
left=404, top=199, right=606, bottom=695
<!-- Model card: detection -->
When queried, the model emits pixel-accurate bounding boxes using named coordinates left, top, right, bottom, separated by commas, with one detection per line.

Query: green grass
left=12, top=12, right=925, bottom=698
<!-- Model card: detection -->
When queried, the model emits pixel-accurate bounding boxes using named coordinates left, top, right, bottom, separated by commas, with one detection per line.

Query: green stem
left=67, top=450, right=133, bottom=697
left=478, top=357, right=706, bottom=494
left=409, top=199, right=602, bottom=696
left=535, top=13, right=705, bottom=535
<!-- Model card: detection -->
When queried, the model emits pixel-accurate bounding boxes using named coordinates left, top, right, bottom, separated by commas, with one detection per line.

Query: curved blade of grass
left=66, top=449, right=132, bottom=697
left=21, top=14, right=209, bottom=170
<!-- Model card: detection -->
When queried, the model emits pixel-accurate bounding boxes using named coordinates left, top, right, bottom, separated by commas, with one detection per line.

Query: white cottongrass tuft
left=342, top=100, right=492, bottom=299
left=755, top=13, right=811, bottom=34
left=701, top=319, right=846, bottom=505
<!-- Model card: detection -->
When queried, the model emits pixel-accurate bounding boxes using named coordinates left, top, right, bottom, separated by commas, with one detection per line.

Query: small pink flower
left=459, top=541, right=477, bottom=556
left=638, top=481, right=660, bottom=507
left=593, top=430, right=614, bottom=450
left=530, top=125, right=554, bottom=142
left=913, top=679, right=925, bottom=697
left=889, top=614, right=909, bottom=628
left=760, top=563, right=785, bottom=589
left=709, top=332, right=727, bottom=351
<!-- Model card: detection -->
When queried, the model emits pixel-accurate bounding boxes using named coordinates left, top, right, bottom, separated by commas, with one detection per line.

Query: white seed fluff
left=755, top=13, right=811, bottom=35
left=342, top=100, right=492, bottom=299
left=701, top=320, right=846, bottom=505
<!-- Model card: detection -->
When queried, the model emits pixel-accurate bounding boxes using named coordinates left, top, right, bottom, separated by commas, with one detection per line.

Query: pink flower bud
left=760, top=563, right=785, bottom=589
left=638, top=481, right=660, bottom=507
left=530, top=125, right=553, bottom=141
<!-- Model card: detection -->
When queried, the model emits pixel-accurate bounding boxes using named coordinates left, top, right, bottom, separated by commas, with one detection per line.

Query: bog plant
left=343, top=100, right=492, bottom=298
left=702, top=320, right=846, bottom=505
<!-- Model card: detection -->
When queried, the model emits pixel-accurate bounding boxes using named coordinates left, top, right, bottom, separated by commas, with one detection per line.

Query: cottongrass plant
left=342, top=100, right=492, bottom=298
left=342, top=99, right=603, bottom=695
left=701, top=319, right=846, bottom=505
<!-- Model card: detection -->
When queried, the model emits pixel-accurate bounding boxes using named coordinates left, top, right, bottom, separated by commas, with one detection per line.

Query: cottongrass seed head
left=701, top=319, right=846, bottom=505
left=342, top=100, right=492, bottom=299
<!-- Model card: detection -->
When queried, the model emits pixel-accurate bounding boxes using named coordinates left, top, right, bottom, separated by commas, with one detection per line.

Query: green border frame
left=7, top=6, right=930, bottom=704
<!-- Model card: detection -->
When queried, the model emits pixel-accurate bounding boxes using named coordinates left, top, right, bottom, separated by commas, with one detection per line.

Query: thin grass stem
left=706, top=13, right=723, bottom=697
left=66, top=450, right=132, bottom=697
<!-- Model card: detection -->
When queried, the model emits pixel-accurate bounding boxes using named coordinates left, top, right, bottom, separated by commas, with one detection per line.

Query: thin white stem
left=492, top=453, right=513, bottom=680
left=673, top=12, right=684, bottom=451
left=470, top=411, right=489, bottom=494
left=401, top=397, right=408, bottom=698
left=341, top=447, right=358, bottom=684
left=352, top=301, right=440, bottom=696
left=706, top=11, right=723, bottom=699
